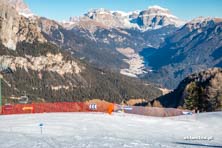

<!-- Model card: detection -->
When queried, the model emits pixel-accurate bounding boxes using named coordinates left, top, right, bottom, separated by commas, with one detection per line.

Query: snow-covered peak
left=86, top=8, right=112, bottom=17
left=111, top=11, right=131, bottom=17
left=7, top=0, right=34, bottom=18
left=148, top=5, right=169, bottom=11
left=144, top=5, right=176, bottom=18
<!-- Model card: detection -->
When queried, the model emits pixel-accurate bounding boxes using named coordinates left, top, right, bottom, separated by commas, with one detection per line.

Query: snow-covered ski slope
left=0, top=112, right=221, bottom=148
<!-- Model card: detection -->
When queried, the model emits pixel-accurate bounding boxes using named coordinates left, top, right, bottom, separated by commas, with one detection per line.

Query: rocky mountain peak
left=83, top=8, right=133, bottom=29
left=138, top=5, right=185, bottom=29
left=7, top=0, right=33, bottom=17
left=187, top=17, right=222, bottom=27
left=0, top=0, right=46, bottom=50
left=178, top=16, right=222, bottom=35
left=146, top=5, right=171, bottom=14
left=190, top=17, right=222, bottom=23
left=86, top=8, right=112, bottom=17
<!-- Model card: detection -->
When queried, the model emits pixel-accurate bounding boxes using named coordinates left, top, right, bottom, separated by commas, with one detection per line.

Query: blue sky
left=25, top=0, right=222, bottom=21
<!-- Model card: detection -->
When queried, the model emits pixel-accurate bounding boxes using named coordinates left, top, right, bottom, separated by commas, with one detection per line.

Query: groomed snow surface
left=0, top=112, right=222, bottom=148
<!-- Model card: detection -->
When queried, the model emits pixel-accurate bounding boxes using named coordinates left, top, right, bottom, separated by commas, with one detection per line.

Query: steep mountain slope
left=155, top=68, right=222, bottom=112
left=140, top=17, right=222, bottom=88
left=0, top=1, right=162, bottom=104
left=38, top=17, right=129, bottom=71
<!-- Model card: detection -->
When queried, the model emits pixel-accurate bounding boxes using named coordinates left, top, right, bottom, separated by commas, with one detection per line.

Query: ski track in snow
left=0, top=112, right=222, bottom=148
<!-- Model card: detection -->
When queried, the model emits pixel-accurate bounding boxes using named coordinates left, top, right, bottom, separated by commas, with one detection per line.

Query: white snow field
left=0, top=112, right=222, bottom=148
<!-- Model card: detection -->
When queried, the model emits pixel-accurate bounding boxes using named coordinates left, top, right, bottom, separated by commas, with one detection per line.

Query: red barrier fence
left=1, top=102, right=185, bottom=117
left=1, top=102, right=114, bottom=115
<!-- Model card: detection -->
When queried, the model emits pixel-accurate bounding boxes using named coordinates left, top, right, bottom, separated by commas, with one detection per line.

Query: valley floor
left=0, top=112, right=221, bottom=148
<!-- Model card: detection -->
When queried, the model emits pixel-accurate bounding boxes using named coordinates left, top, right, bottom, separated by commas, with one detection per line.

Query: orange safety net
left=0, top=102, right=114, bottom=115
left=1, top=102, right=184, bottom=117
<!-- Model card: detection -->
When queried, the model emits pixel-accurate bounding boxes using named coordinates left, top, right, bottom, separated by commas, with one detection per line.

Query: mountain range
left=67, top=5, right=185, bottom=30
left=0, top=0, right=162, bottom=104
left=38, top=5, right=184, bottom=78
left=0, top=0, right=222, bottom=109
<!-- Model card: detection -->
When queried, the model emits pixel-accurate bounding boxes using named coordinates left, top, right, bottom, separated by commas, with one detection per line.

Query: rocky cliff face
left=155, top=68, right=222, bottom=112
left=0, top=0, right=45, bottom=50
left=137, top=6, right=185, bottom=30
left=82, top=8, right=139, bottom=29
left=38, top=17, right=65, bottom=45
left=7, top=0, right=33, bottom=17
left=84, top=9, right=127, bottom=28
left=0, top=53, right=82, bottom=75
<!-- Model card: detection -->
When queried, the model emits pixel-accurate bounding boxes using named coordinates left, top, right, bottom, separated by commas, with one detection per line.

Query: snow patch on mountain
left=144, top=6, right=177, bottom=19
left=148, top=5, right=168, bottom=11
left=116, top=48, right=147, bottom=77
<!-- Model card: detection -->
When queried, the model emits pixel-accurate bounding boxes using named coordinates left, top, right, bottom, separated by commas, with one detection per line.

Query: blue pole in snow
left=39, top=123, right=44, bottom=134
